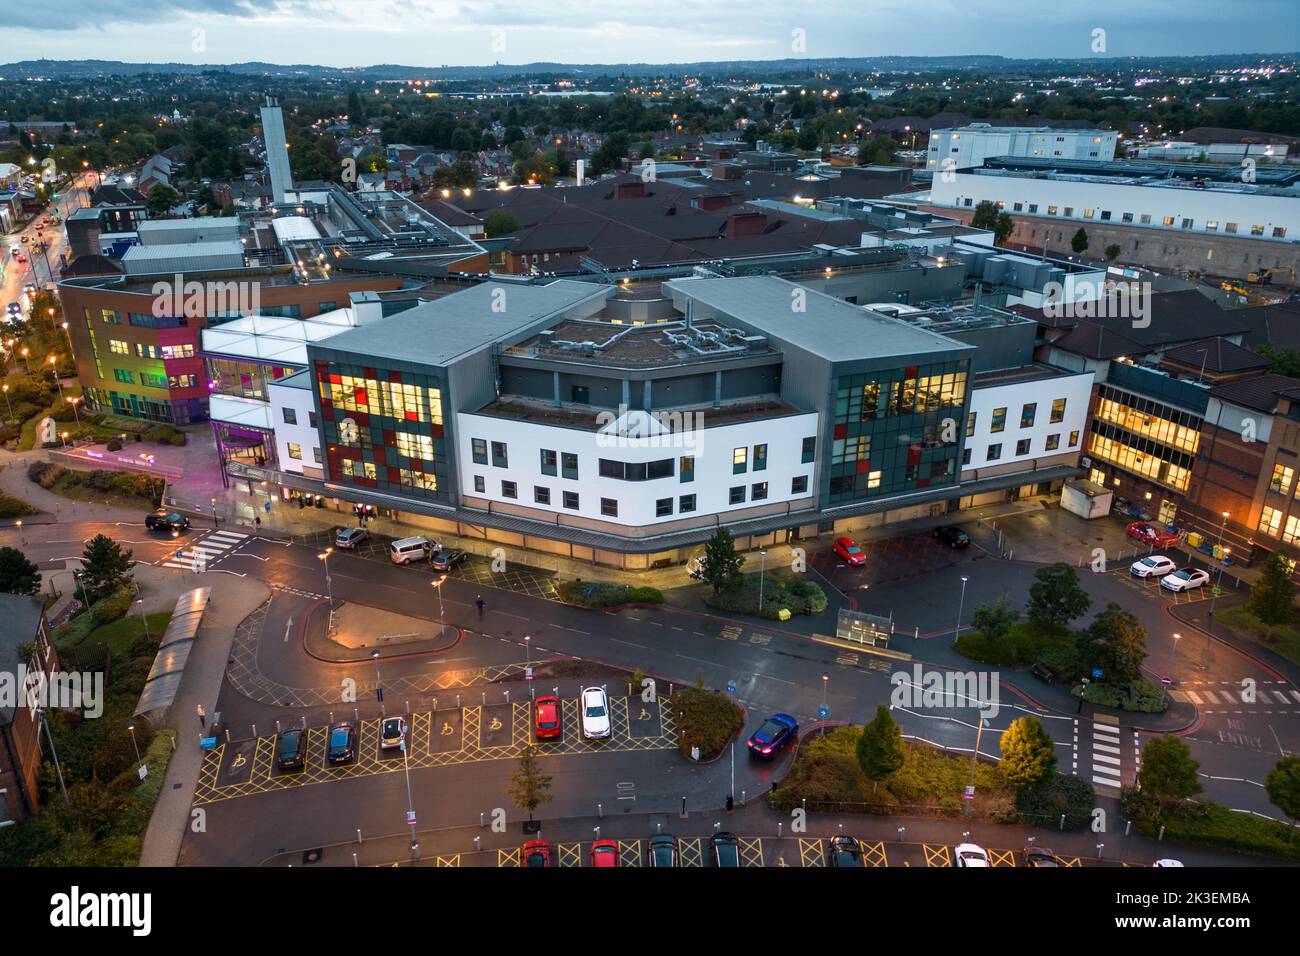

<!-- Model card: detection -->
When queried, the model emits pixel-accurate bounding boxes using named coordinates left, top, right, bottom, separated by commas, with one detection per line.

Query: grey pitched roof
left=1162, top=337, right=1272, bottom=375
left=1208, top=372, right=1300, bottom=413
left=0, top=593, right=46, bottom=725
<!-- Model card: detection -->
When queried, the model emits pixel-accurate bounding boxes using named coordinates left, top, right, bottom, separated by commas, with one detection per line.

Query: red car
left=534, top=695, right=562, bottom=741
left=833, top=536, right=866, bottom=566
left=590, top=840, right=620, bottom=867
left=1126, top=522, right=1180, bottom=548
left=521, top=840, right=552, bottom=867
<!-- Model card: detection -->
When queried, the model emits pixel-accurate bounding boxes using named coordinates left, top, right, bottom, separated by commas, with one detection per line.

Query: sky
left=4, top=0, right=1299, bottom=67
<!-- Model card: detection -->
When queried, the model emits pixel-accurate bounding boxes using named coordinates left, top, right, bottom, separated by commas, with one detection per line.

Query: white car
left=380, top=716, right=406, bottom=750
left=1160, top=568, right=1210, bottom=593
left=580, top=686, right=611, bottom=740
left=954, top=843, right=990, bottom=868
left=1130, top=555, right=1177, bottom=578
left=1153, top=858, right=1184, bottom=867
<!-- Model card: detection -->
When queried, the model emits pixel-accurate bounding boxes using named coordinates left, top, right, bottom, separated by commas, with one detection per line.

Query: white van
left=389, top=536, right=436, bottom=565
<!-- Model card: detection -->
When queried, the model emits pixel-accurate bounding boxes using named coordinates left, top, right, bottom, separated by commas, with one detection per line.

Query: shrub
left=773, top=750, right=869, bottom=811
left=627, top=586, right=663, bottom=603
left=105, top=438, right=123, bottom=452
left=672, top=687, right=744, bottom=761
left=702, top=573, right=827, bottom=619
left=27, top=460, right=67, bottom=488
left=168, top=432, right=187, bottom=446
left=1016, top=773, right=1096, bottom=829
left=90, top=587, right=135, bottom=626
left=955, top=620, right=1063, bottom=667
left=0, top=493, right=36, bottom=518
left=1122, top=789, right=1300, bottom=860
left=1075, top=677, right=1167, bottom=713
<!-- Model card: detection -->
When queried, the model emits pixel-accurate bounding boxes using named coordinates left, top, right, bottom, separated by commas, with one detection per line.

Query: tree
left=360, top=153, right=388, bottom=173
left=347, top=89, right=365, bottom=129
left=1137, top=735, right=1201, bottom=814
left=857, top=136, right=897, bottom=165
left=1077, top=602, right=1147, bottom=685
left=1247, top=551, right=1296, bottom=632
left=1104, top=243, right=1121, bottom=262
left=999, top=716, right=1057, bottom=791
left=970, top=200, right=1013, bottom=244
left=1256, top=343, right=1300, bottom=378
left=971, top=596, right=1019, bottom=640
left=1265, top=754, right=1300, bottom=831
left=1071, top=227, right=1089, bottom=255
left=484, top=209, right=520, bottom=237
left=146, top=184, right=181, bottom=215
left=79, top=534, right=133, bottom=600
left=1027, top=562, right=1091, bottom=627
left=506, top=745, right=552, bottom=823
left=856, top=704, right=905, bottom=794
left=689, top=528, right=744, bottom=595
left=0, top=546, right=41, bottom=596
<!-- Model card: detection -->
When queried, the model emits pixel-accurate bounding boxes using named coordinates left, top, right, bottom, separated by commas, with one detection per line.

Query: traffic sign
left=1160, top=676, right=1172, bottom=685
left=406, top=810, right=416, bottom=827
left=818, top=706, right=829, bottom=719
left=524, top=666, right=533, bottom=680
left=963, top=786, right=975, bottom=801
left=1091, top=668, right=1104, bottom=679
left=725, top=680, right=736, bottom=694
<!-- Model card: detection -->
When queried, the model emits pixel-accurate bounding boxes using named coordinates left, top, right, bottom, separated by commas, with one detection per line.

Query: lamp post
left=210, top=496, right=219, bottom=530
left=953, top=575, right=969, bottom=646
left=60, top=430, right=68, bottom=449
left=431, top=574, right=447, bottom=620
left=65, top=395, right=82, bottom=428
left=757, top=548, right=767, bottom=612
left=1161, top=632, right=1181, bottom=705
left=318, top=547, right=334, bottom=608
left=400, top=734, right=418, bottom=858
left=963, top=717, right=989, bottom=816
left=60, top=319, right=74, bottom=359
left=372, top=650, right=385, bottom=718
left=1, top=383, right=11, bottom=422
left=126, top=722, right=142, bottom=770
left=19, top=346, right=29, bottom=374
left=135, top=591, right=150, bottom=641
left=1217, top=511, right=1230, bottom=551
left=48, top=355, right=64, bottom=400
left=821, top=673, right=829, bottom=716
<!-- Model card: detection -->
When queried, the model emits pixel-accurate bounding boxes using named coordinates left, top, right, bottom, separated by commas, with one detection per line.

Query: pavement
left=138, top=570, right=271, bottom=867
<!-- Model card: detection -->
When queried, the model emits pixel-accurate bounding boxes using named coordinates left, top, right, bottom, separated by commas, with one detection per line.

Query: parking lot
left=812, top=529, right=981, bottom=592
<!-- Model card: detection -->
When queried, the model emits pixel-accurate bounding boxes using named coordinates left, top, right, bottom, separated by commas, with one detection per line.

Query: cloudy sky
left=6, top=0, right=1298, bottom=66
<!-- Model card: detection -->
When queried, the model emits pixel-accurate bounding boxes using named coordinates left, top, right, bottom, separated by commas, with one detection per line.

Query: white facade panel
left=963, top=372, right=1094, bottom=474
left=928, top=127, right=1118, bottom=171
left=455, top=410, right=820, bottom=527
left=267, top=381, right=320, bottom=475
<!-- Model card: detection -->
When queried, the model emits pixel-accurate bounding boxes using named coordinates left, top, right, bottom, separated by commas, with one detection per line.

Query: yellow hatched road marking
left=498, top=848, right=520, bottom=868
left=799, top=838, right=824, bottom=867
left=861, top=841, right=888, bottom=867
left=738, top=837, right=764, bottom=867
left=923, top=843, right=952, bottom=867
left=988, top=848, right=1017, bottom=867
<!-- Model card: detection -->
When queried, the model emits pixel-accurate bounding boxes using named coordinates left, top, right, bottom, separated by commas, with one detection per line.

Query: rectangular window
left=101, top=309, right=121, bottom=324
left=309, top=411, right=318, bottom=428
left=395, top=432, right=434, bottom=461
left=679, top=494, right=696, bottom=513
left=680, top=455, right=695, bottom=482
left=561, top=452, right=578, bottom=480
left=166, top=374, right=196, bottom=389
left=753, top=444, right=767, bottom=472
left=474, top=475, right=485, bottom=493
left=656, top=498, right=673, bottom=517
left=733, top=447, right=747, bottom=474
left=962, top=448, right=971, bottom=466
left=1045, top=433, right=1060, bottom=451
left=540, top=449, right=557, bottom=476
left=471, top=438, right=487, bottom=465
left=1069, top=430, right=1080, bottom=447
left=1259, top=506, right=1283, bottom=537
left=792, top=475, right=808, bottom=495
left=1225, top=223, right=1237, bottom=234
left=751, top=481, right=768, bottom=501
left=987, top=443, right=1002, bottom=461
left=1016, top=438, right=1031, bottom=456
left=1050, top=398, right=1066, bottom=423
left=1271, top=463, right=1295, bottom=495
left=534, top=486, right=550, bottom=505
left=134, top=343, right=159, bottom=359
left=491, top=441, right=508, bottom=468
left=109, top=339, right=129, bottom=355
left=600, top=497, right=618, bottom=517
left=501, top=480, right=517, bottom=499
left=1285, top=515, right=1300, bottom=545
left=160, top=343, right=195, bottom=360
left=341, top=459, right=377, bottom=481
left=563, top=491, right=579, bottom=510
left=729, top=486, right=746, bottom=505
left=283, top=407, right=297, bottom=425
left=990, top=407, right=1006, bottom=433
left=1020, top=403, right=1037, bottom=428
left=287, top=441, right=302, bottom=460
left=113, top=368, right=134, bottom=384
left=966, top=411, right=976, bottom=438
left=313, top=447, right=323, bottom=464
left=801, top=437, right=816, bottom=464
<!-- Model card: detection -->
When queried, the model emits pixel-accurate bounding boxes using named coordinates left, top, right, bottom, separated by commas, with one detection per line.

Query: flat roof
left=202, top=310, right=357, bottom=365
left=663, top=275, right=972, bottom=363
left=319, top=279, right=612, bottom=366
left=472, top=394, right=805, bottom=431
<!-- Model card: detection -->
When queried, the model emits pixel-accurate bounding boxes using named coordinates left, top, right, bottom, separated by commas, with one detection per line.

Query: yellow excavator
left=1246, top=267, right=1296, bottom=285
left=1220, top=281, right=1269, bottom=305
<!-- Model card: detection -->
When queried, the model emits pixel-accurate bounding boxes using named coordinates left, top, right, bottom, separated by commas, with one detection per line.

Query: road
left=1, top=169, right=95, bottom=308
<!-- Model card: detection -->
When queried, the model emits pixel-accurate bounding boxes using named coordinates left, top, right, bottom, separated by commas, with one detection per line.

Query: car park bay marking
left=923, top=844, right=952, bottom=867
left=988, top=849, right=1017, bottom=867
left=798, top=839, right=823, bottom=867
left=861, top=841, right=888, bottom=867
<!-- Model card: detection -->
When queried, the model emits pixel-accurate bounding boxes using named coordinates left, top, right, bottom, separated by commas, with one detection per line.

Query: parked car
left=335, top=526, right=368, bottom=549
left=1023, top=846, right=1061, bottom=867
left=1160, top=568, right=1210, bottom=593
left=521, top=840, right=552, bottom=867
left=932, top=525, right=971, bottom=549
left=647, top=834, right=679, bottom=867
left=746, top=713, right=798, bottom=759
left=380, top=716, right=406, bottom=750
left=954, top=843, right=990, bottom=867
left=1153, top=858, right=1184, bottom=867
left=145, top=509, right=190, bottom=534
left=327, top=721, right=356, bottom=764
left=533, top=695, right=562, bottom=741
left=711, top=832, right=741, bottom=867
left=590, top=840, right=620, bottom=867
left=429, top=548, right=466, bottom=572
left=580, top=686, right=610, bottom=740
left=832, top=536, right=866, bottom=566
left=826, top=835, right=864, bottom=867
left=275, top=729, right=307, bottom=771
left=1130, top=555, right=1177, bottom=578
left=1126, top=521, right=1181, bottom=548
left=389, top=536, right=435, bottom=564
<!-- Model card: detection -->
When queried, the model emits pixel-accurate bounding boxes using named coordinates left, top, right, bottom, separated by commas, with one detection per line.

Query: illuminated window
left=395, top=432, right=434, bottom=461
left=733, top=447, right=747, bottom=474
left=109, top=339, right=129, bottom=354
left=1050, top=398, right=1066, bottom=423
left=990, top=407, right=1007, bottom=433
left=1259, top=506, right=1283, bottom=537
left=399, top=469, right=437, bottom=492
left=341, top=459, right=376, bottom=481
left=287, top=442, right=302, bottom=460
left=1271, top=463, right=1295, bottom=496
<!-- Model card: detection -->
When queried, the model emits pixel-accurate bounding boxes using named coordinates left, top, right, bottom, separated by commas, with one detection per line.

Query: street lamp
left=48, top=355, right=64, bottom=399
left=1, top=384, right=11, bottom=422
left=126, top=722, right=142, bottom=769
left=135, top=591, right=150, bottom=641
left=210, top=496, right=219, bottom=529
left=318, top=548, right=334, bottom=608
left=65, top=395, right=81, bottom=427
left=1217, top=511, right=1230, bottom=552
left=963, top=718, right=989, bottom=816
left=19, top=346, right=29, bottom=374
left=60, top=320, right=74, bottom=358
left=431, top=574, right=447, bottom=620
left=757, top=548, right=767, bottom=612
left=60, top=430, right=68, bottom=449
left=953, top=575, right=969, bottom=646
left=1161, top=632, right=1181, bottom=705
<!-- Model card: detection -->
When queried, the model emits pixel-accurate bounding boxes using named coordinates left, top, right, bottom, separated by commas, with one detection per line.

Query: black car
left=276, top=729, right=307, bottom=771
left=826, top=835, right=864, bottom=867
left=327, top=721, right=356, bottom=765
left=932, top=525, right=971, bottom=549
left=711, top=832, right=740, bottom=868
left=1023, top=846, right=1061, bottom=867
left=429, top=548, right=467, bottom=572
left=145, top=509, right=190, bottom=534
left=647, top=834, right=679, bottom=867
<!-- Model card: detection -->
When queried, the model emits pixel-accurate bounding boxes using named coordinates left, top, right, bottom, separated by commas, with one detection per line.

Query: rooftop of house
left=0, top=592, right=47, bottom=726
left=1208, top=372, right=1300, bottom=414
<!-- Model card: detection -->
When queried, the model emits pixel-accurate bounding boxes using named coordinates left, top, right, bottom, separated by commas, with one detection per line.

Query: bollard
left=1059, top=813, right=1066, bottom=830
left=741, top=789, right=746, bottom=806
left=1158, top=825, right=1165, bottom=842
left=433, top=697, right=438, bottom=712
left=353, top=853, right=358, bottom=867
left=275, top=719, right=281, bottom=734
left=480, top=812, right=486, bottom=828
left=1096, top=843, right=1105, bottom=859
left=353, top=708, right=359, bottom=722
left=1125, top=820, right=1132, bottom=836
left=597, top=802, right=603, bottom=819
left=405, top=700, right=410, bottom=715
left=680, top=796, right=687, bottom=818
left=778, top=822, right=783, bottom=838
left=224, top=728, right=231, bottom=743
left=356, top=829, right=362, bottom=844
left=251, top=724, right=256, bottom=739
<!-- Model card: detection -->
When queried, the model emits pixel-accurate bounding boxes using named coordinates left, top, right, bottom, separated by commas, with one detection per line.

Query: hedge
left=672, top=687, right=744, bottom=761
left=0, top=492, right=37, bottom=518
left=1015, top=773, right=1096, bottom=829
left=554, top=580, right=663, bottom=607
left=1074, top=676, right=1167, bottom=713
left=955, top=620, right=1067, bottom=667
left=1123, top=788, right=1300, bottom=860
left=703, top=573, right=828, bottom=619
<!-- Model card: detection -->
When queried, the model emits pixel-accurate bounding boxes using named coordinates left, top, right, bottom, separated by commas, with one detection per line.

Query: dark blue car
left=747, top=713, right=798, bottom=758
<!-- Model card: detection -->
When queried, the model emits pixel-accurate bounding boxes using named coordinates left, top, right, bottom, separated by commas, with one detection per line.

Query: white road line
left=1093, top=753, right=1122, bottom=767
left=1290, top=691, right=1300, bottom=704
left=1199, top=690, right=1220, bottom=704
left=1093, top=775, right=1122, bottom=788
left=1094, top=742, right=1122, bottom=755
left=1185, top=691, right=1203, bottom=704
left=1273, top=691, right=1292, bottom=704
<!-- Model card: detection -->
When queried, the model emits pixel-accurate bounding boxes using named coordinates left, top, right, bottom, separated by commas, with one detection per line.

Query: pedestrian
left=196, top=704, right=206, bottom=728
left=475, top=595, right=485, bottom=618
left=254, top=515, right=261, bottom=536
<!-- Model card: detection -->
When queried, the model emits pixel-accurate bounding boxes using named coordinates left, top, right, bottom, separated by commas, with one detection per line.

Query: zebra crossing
left=1169, top=682, right=1300, bottom=713
left=1088, top=718, right=1125, bottom=792
left=159, top=529, right=249, bottom=571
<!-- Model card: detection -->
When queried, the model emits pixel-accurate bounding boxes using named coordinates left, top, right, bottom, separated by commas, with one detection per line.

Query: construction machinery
left=1247, top=267, right=1296, bottom=285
